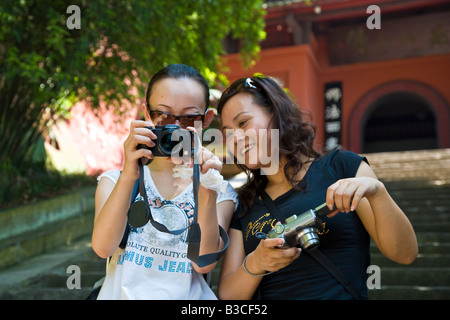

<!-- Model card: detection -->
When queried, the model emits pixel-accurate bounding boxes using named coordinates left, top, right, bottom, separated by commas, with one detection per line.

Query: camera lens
left=296, top=227, right=320, bottom=250
left=159, top=131, right=177, bottom=154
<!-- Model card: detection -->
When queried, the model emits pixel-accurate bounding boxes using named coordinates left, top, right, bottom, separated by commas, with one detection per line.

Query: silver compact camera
left=266, top=203, right=333, bottom=250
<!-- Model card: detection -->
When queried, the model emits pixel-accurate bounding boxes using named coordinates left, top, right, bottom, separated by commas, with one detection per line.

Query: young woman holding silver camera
left=91, top=64, right=237, bottom=299
left=217, top=76, right=418, bottom=300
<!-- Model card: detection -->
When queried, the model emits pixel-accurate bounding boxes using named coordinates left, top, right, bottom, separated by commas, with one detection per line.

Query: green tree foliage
left=0, top=0, right=266, bottom=175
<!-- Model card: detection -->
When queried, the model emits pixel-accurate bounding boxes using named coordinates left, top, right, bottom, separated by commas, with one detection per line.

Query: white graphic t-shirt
left=96, top=167, right=237, bottom=300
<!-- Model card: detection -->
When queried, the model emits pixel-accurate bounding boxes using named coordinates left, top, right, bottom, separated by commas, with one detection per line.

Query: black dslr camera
left=266, top=203, right=334, bottom=250
left=138, top=124, right=194, bottom=160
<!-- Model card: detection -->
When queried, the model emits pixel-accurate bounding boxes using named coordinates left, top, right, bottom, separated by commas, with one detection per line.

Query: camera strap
left=187, top=155, right=230, bottom=267
left=127, top=142, right=229, bottom=268
left=260, top=190, right=363, bottom=300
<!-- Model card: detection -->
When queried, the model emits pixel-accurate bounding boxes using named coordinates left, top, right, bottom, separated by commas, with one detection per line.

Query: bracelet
left=242, top=254, right=274, bottom=277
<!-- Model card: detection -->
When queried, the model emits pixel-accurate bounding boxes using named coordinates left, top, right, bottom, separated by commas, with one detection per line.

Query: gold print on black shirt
left=245, top=212, right=277, bottom=241
left=319, top=222, right=329, bottom=235
left=246, top=215, right=330, bottom=241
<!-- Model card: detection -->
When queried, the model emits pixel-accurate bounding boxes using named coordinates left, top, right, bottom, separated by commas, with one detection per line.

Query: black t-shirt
left=230, top=149, right=370, bottom=299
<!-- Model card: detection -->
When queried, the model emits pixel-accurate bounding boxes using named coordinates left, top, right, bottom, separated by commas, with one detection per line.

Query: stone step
left=377, top=267, right=450, bottom=286
left=1, top=287, right=93, bottom=300
left=370, top=158, right=450, bottom=169
left=408, top=214, right=450, bottom=225
left=0, top=186, right=96, bottom=271
left=375, top=168, right=450, bottom=181
left=0, top=186, right=96, bottom=243
left=394, top=199, right=450, bottom=207
left=371, top=253, right=450, bottom=268
left=0, top=236, right=101, bottom=300
left=368, top=285, right=450, bottom=300
left=415, top=232, right=450, bottom=243
left=410, top=223, right=450, bottom=233
left=372, top=241, right=450, bottom=254
left=417, top=242, right=450, bottom=254
left=388, top=185, right=450, bottom=193
left=0, top=210, right=95, bottom=270
left=394, top=192, right=450, bottom=199
left=365, top=149, right=450, bottom=165
left=365, top=149, right=450, bottom=182
left=2, top=149, right=449, bottom=300
left=389, top=192, right=450, bottom=204
left=30, top=271, right=104, bottom=289
left=393, top=193, right=450, bottom=202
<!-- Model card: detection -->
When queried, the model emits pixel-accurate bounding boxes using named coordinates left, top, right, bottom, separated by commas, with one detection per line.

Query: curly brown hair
left=217, top=76, right=321, bottom=217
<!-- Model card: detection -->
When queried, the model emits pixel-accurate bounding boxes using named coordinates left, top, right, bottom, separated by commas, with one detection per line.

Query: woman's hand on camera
left=198, top=147, right=222, bottom=174
left=246, top=238, right=301, bottom=275
left=326, top=177, right=384, bottom=216
left=122, top=120, right=156, bottom=180
left=184, top=126, right=222, bottom=174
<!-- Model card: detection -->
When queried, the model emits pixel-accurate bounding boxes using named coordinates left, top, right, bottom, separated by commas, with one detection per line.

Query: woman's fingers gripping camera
left=122, top=120, right=156, bottom=179
left=184, top=126, right=222, bottom=174
left=250, top=238, right=301, bottom=274
left=198, top=148, right=222, bottom=174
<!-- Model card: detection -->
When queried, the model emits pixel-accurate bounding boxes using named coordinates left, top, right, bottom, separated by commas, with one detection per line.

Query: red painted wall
left=223, top=37, right=450, bottom=153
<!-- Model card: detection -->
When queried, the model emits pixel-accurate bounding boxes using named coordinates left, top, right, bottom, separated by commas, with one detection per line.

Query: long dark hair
left=145, top=64, right=210, bottom=110
left=217, top=76, right=321, bottom=216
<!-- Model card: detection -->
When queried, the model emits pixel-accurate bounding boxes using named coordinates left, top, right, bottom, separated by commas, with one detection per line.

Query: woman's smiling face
left=220, top=92, right=274, bottom=170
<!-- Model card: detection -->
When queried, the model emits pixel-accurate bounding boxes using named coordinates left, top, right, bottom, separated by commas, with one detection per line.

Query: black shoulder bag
left=260, top=190, right=363, bottom=300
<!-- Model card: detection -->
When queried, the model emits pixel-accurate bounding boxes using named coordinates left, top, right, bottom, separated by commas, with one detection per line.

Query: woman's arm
left=92, top=120, right=155, bottom=258
left=326, top=161, right=418, bottom=264
left=218, top=229, right=264, bottom=300
left=218, top=229, right=301, bottom=300
left=92, top=174, right=135, bottom=258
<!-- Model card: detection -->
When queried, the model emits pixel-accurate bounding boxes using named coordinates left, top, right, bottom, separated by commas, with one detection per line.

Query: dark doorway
left=363, top=92, right=438, bottom=153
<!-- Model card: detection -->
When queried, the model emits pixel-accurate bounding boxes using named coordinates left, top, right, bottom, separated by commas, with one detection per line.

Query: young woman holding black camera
left=91, top=64, right=237, bottom=299
left=217, top=75, right=418, bottom=300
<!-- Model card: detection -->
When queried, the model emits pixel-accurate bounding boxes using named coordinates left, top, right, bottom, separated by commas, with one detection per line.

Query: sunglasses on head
left=222, top=77, right=265, bottom=98
left=149, top=109, right=206, bottom=128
